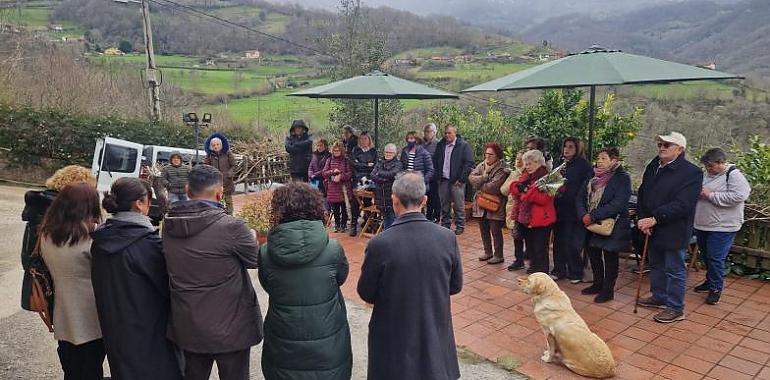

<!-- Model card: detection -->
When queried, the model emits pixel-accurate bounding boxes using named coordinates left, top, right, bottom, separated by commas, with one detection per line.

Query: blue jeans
left=696, top=230, right=737, bottom=292
left=382, top=209, right=395, bottom=229
left=168, top=193, right=188, bottom=203
left=648, top=246, right=687, bottom=312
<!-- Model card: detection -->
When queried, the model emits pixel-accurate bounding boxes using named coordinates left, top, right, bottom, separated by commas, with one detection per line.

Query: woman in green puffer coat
left=257, top=181, right=352, bottom=380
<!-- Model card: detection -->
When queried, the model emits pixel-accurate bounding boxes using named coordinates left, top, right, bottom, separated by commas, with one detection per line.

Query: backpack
left=725, top=166, right=737, bottom=184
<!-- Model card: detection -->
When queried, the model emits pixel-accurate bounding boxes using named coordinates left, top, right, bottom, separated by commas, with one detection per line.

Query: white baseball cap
left=657, top=132, right=687, bottom=149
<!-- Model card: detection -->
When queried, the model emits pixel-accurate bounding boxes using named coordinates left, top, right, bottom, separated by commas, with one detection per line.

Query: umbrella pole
left=587, top=85, right=596, bottom=159
left=374, top=98, right=379, bottom=148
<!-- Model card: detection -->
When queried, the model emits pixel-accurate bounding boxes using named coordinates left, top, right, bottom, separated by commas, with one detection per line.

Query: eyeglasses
left=657, top=142, right=675, bottom=149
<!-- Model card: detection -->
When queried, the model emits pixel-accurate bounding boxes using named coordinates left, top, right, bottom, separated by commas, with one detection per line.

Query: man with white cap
left=636, top=131, right=703, bottom=323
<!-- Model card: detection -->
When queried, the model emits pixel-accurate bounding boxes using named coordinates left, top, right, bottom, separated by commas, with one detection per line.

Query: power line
left=148, top=0, right=333, bottom=58
left=146, top=0, right=524, bottom=111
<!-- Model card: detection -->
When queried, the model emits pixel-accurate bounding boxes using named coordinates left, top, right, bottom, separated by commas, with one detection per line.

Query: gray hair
left=209, top=137, right=222, bottom=147
left=383, top=143, right=398, bottom=153
left=423, top=123, right=437, bottom=133
left=392, top=171, right=426, bottom=209
left=522, top=149, right=546, bottom=166
left=700, top=147, right=727, bottom=164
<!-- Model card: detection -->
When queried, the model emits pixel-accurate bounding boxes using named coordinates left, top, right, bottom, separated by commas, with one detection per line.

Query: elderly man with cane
left=635, top=132, right=702, bottom=323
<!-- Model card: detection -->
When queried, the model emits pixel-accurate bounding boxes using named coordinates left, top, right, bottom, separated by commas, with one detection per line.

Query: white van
left=91, top=136, right=205, bottom=222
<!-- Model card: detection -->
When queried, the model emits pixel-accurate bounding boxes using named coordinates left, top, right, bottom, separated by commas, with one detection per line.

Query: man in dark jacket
left=162, top=165, right=263, bottom=380
left=433, top=125, right=475, bottom=235
left=636, top=132, right=703, bottom=323
left=358, top=171, right=463, bottom=380
left=285, top=119, right=313, bottom=182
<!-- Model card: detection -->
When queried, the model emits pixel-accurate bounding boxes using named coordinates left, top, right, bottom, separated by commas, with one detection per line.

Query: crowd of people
left=285, top=122, right=752, bottom=323
left=19, top=119, right=751, bottom=380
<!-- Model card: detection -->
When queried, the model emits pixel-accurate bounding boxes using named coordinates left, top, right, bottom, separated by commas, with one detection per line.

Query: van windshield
left=103, top=144, right=138, bottom=173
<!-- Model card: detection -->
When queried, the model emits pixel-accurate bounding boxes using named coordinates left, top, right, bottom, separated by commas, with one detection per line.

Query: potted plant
left=237, top=190, right=273, bottom=245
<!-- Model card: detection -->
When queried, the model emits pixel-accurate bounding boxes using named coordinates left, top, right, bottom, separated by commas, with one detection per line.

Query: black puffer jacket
left=20, top=190, right=58, bottom=310
left=371, top=158, right=403, bottom=212
left=351, top=146, right=378, bottom=184
left=576, top=166, right=632, bottom=253
left=258, top=220, right=352, bottom=380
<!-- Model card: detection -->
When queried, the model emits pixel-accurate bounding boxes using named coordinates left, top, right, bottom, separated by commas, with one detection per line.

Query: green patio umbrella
left=463, top=46, right=743, bottom=157
left=289, top=70, right=458, bottom=147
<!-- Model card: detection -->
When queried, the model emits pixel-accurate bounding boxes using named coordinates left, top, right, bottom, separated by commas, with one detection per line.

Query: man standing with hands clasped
left=434, top=124, right=475, bottom=235
left=358, top=171, right=463, bottom=380
left=636, top=132, right=702, bottom=323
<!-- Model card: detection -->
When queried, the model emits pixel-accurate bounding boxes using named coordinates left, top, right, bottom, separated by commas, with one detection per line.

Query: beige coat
left=40, top=237, right=102, bottom=345
left=500, top=167, right=524, bottom=229
left=468, top=160, right=509, bottom=221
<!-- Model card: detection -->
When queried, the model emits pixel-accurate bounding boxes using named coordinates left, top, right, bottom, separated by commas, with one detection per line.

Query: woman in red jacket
left=510, top=149, right=557, bottom=274
left=323, top=141, right=354, bottom=233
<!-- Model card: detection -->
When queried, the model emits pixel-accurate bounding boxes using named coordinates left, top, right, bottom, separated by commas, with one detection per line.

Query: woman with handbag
left=39, top=183, right=105, bottom=380
left=469, top=143, right=509, bottom=265
left=90, top=178, right=182, bottom=379
left=576, top=147, right=632, bottom=303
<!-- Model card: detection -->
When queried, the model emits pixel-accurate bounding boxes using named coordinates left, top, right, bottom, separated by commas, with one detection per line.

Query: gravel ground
left=0, top=184, right=524, bottom=379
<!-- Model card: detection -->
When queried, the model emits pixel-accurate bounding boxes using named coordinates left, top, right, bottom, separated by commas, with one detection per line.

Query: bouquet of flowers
left=535, top=162, right=567, bottom=197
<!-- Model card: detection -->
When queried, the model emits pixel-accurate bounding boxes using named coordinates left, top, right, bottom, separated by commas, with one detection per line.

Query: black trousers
left=587, top=246, right=619, bottom=291
left=479, top=219, right=504, bottom=259
left=524, top=226, right=551, bottom=273
left=184, top=349, right=251, bottom=380
left=512, top=223, right=526, bottom=263
left=553, top=220, right=586, bottom=280
left=57, top=339, right=105, bottom=380
left=330, top=202, right=348, bottom=229
left=426, top=181, right=441, bottom=221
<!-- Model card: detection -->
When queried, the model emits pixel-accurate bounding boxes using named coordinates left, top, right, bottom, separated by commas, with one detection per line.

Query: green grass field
left=204, top=89, right=334, bottom=130
left=395, top=46, right=466, bottom=59
left=412, top=62, right=534, bottom=82
left=1, top=7, right=51, bottom=28
left=627, top=81, right=765, bottom=101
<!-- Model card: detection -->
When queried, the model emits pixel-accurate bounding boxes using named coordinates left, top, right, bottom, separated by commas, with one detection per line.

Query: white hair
left=384, top=143, right=398, bottom=153
left=423, top=123, right=437, bottom=133
left=522, top=149, right=546, bottom=166
left=209, top=137, right=222, bottom=147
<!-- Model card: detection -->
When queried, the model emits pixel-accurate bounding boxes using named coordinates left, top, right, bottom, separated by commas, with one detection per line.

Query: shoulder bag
left=27, top=236, right=54, bottom=332
left=586, top=215, right=618, bottom=237
left=477, top=192, right=501, bottom=213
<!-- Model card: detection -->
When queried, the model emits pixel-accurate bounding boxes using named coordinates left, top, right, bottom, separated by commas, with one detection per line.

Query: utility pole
left=140, top=0, right=161, bottom=122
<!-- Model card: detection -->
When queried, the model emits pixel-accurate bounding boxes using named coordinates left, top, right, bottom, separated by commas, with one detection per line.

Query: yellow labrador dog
left=518, top=273, right=616, bottom=378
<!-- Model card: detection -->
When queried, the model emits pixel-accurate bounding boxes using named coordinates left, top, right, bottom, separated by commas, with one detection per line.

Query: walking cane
left=633, top=234, right=651, bottom=314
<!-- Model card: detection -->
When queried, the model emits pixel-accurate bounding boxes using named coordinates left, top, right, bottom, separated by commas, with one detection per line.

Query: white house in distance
left=244, top=50, right=261, bottom=59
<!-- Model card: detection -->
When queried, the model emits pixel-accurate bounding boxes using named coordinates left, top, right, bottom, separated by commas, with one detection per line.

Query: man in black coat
left=358, top=171, right=463, bottom=380
left=285, top=119, right=313, bottom=181
left=636, top=132, right=703, bottom=323
left=433, top=124, right=475, bottom=235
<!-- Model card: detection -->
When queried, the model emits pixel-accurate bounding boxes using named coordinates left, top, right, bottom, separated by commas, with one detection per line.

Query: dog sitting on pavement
left=518, top=273, right=616, bottom=378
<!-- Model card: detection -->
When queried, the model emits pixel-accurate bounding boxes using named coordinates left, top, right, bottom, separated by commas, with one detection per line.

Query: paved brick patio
left=234, top=194, right=770, bottom=380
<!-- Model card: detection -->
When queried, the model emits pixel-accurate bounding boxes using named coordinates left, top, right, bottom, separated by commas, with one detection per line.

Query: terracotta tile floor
left=234, top=195, right=770, bottom=380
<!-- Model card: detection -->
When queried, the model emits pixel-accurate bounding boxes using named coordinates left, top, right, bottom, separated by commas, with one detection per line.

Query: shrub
left=237, top=191, right=273, bottom=233
left=0, top=105, right=194, bottom=166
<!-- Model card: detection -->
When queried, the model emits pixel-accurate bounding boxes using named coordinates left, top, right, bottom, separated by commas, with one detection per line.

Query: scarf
left=587, top=162, right=620, bottom=212
left=111, top=211, right=154, bottom=229
left=591, top=162, right=620, bottom=191
left=516, top=166, right=549, bottom=225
